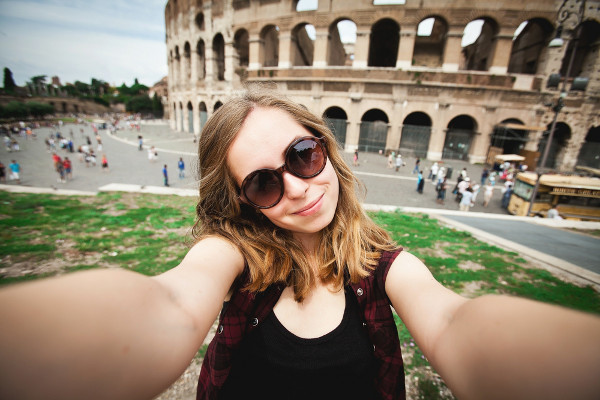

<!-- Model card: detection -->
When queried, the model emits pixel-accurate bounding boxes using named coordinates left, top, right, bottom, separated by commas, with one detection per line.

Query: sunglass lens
left=288, top=139, right=325, bottom=177
left=245, top=170, right=283, bottom=208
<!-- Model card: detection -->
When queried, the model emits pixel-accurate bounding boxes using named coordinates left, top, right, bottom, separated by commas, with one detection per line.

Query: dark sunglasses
left=239, top=136, right=328, bottom=209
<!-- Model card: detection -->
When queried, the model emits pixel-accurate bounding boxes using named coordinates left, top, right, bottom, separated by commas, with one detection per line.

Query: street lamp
left=525, top=0, right=585, bottom=217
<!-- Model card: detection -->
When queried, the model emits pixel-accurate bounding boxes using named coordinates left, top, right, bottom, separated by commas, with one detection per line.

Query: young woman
left=0, top=88, right=599, bottom=400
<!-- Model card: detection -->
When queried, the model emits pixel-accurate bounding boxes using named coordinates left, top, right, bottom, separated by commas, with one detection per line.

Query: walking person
left=395, top=153, right=402, bottom=172
left=416, top=170, right=425, bottom=194
left=1, top=88, right=599, bottom=400
left=178, top=157, right=185, bottom=179
left=430, top=162, right=439, bottom=182
left=436, top=176, right=448, bottom=204
left=483, top=183, right=494, bottom=207
left=138, top=135, right=144, bottom=151
left=0, top=161, right=5, bottom=183
left=162, top=164, right=169, bottom=187
left=101, top=154, right=109, bottom=173
left=352, top=150, right=359, bottom=166
left=412, top=157, right=420, bottom=174
left=63, top=157, right=72, bottom=181
left=8, top=160, right=20, bottom=184
left=459, top=187, right=474, bottom=211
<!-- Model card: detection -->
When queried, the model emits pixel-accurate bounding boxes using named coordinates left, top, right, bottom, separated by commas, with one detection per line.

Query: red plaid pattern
left=197, top=249, right=405, bottom=400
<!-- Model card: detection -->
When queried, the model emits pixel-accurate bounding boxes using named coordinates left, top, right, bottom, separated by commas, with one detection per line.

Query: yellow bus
left=508, top=172, right=600, bottom=221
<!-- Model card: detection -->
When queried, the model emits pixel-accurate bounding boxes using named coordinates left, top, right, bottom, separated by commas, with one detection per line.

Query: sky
left=0, top=0, right=168, bottom=88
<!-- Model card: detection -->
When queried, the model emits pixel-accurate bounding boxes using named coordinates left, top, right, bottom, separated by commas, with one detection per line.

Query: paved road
left=443, top=215, right=600, bottom=275
left=1, top=120, right=509, bottom=214
left=3, top=120, right=599, bottom=282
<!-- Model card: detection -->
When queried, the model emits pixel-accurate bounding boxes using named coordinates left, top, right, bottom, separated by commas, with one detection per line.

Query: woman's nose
left=282, top=172, right=309, bottom=199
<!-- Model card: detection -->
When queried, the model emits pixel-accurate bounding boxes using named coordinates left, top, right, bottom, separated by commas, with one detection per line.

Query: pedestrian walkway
left=2, top=120, right=599, bottom=287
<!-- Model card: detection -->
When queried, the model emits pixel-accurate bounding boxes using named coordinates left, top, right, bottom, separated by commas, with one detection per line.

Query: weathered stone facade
left=165, top=0, right=600, bottom=171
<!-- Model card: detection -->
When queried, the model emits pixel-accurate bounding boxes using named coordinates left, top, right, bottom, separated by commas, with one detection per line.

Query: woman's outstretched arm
left=0, top=236, right=244, bottom=400
left=386, top=251, right=600, bottom=400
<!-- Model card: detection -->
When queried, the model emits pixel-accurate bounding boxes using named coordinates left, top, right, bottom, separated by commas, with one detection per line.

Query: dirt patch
left=459, top=281, right=486, bottom=298
left=420, top=242, right=453, bottom=259
left=457, top=260, right=485, bottom=271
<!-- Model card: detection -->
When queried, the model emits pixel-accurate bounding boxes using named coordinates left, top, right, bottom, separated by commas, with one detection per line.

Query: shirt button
left=251, top=318, right=259, bottom=326
left=356, top=288, right=364, bottom=296
left=217, top=325, right=224, bottom=334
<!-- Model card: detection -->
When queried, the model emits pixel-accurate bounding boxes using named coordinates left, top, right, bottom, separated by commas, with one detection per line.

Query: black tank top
left=220, top=288, right=379, bottom=399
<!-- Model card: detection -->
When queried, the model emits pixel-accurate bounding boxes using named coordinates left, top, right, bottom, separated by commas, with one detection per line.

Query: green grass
left=1, top=191, right=598, bottom=399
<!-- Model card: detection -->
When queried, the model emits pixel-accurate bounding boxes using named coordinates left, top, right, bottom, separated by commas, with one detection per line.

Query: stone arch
left=186, top=101, right=194, bottom=133
left=214, top=101, right=223, bottom=111
left=234, top=28, right=249, bottom=68
left=196, top=39, right=206, bottom=80
left=172, top=0, right=179, bottom=35
left=368, top=18, right=400, bottom=67
left=174, top=45, right=181, bottom=85
left=491, top=118, right=529, bottom=154
left=508, top=18, right=554, bottom=74
left=198, top=101, right=208, bottom=133
left=443, top=115, right=478, bottom=160
left=461, top=17, right=499, bottom=71
left=359, top=109, right=389, bottom=153
left=538, top=122, right=571, bottom=169
left=414, top=16, right=448, bottom=68
left=576, top=126, right=600, bottom=168
left=195, top=11, right=205, bottom=31
left=323, top=106, right=348, bottom=146
left=260, top=25, right=280, bottom=67
left=400, top=112, right=432, bottom=158
left=328, top=18, right=356, bottom=66
left=212, top=33, right=225, bottom=81
left=179, top=102, right=184, bottom=132
left=291, top=23, right=315, bottom=66
left=183, top=41, right=192, bottom=81
left=561, top=20, right=600, bottom=79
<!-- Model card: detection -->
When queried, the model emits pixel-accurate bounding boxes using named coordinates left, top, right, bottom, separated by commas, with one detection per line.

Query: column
left=278, top=32, right=292, bottom=68
left=489, top=30, right=514, bottom=74
left=249, top=35, right=262, bottom=69
left=352, top=29, right=370, bottom=68
left=224, top=40, right=235, bottom=81
left=442, top=27, right=463, bottom=71
left=313, top=28, right=329, bottom=68
left=205, top=44, right=214, bottom=82
left=396, top=29, right=416, bottom=70
left=427, top=103, right=449, bottom=160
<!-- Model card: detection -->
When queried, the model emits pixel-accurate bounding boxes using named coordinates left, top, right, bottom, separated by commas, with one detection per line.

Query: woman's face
left=227, top=106, right=339, bottom=243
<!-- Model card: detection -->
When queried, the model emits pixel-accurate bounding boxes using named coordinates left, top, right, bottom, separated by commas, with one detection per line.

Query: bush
left=26, top=101, right=54, bottom=117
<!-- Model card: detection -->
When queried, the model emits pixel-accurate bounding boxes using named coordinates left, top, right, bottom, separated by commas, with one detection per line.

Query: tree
left=151, top=93, right=164, bottom=118
left=126, top=95, right=154, bottom=114
left=3, top=67, right=16, bottom=93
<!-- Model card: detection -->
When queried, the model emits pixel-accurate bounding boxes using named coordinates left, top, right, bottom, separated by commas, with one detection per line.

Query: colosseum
left=165, top=0, right=600, bottom=171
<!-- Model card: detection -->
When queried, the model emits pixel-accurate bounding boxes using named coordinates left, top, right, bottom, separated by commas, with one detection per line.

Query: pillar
left=396, top=29, right=416, bottom=70
left=353, top=29, right=370, bottom=68
left=489, top=30, right=514, bottom=74
left=278, top=32, right=292, bottom=68
left=442, top=27, right=463, bottom=71
left=249, top=36, right=262, bottom=69
left=313, top=28, right=329, bottom=68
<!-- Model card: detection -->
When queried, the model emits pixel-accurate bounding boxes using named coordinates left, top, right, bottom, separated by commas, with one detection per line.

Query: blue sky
left=0, top=0, right=167, bottom=87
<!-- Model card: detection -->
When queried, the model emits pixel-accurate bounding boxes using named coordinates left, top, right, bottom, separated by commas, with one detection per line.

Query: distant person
left=0, top=161, right=6, bottom=183
left=459, top=187, right=474, bottom=211
left=63, top=157, right=72, bottom=181
left=138, top=135, right=144, bottom=151
left=412, top=157, right=420, bottom=174
left=436, top=176, right=448, bottom=204
left=353, top=150, right=359, bottom=166
left=547, top=205, right=563, bottom=220
left=395, top=153, right=402, bottom=172
left=178, top=157, right=185, bottom=179
left=101, top=154, right=109, bottom=172
left=162, top=164, right=169, bottom=187
left=8, top=160, right=20, bottom=184
left=483, top=183, right=494, bottom=207
left=416, top=170, right=424, bottom=194
left=481, top=168, right=489, bottom=186
left=430, top=162, right=439, bottom=182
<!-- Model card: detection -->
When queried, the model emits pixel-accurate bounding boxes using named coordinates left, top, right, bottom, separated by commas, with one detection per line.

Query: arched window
left=414, top=17, right=448, bottom=68
left=368, top=19, right=400, bottom=67
left=212, top=34, right=225, bottom=81
left=443, top=115, right=478, bottom=160
left=461, top=18, right=499, bottom=71
left=359, top=109, right=389, bottom=153
left=400, top=112, right=432, bottom=158
left=328, top=19, right=356, bottom=66
left=508, top=19, right=553, bottom=74
left=260, top=25, right=280, bottom=67
left=323, top=106, right=348, bottom=146
left=291, top=23, right=315, bottom=66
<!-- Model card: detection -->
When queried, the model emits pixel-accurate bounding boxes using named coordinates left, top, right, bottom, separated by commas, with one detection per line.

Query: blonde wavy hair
left=192, top=86, right=395, bottom=301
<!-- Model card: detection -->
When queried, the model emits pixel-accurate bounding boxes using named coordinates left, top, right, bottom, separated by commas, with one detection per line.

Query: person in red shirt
left=63, top=157, right=72, bottom=181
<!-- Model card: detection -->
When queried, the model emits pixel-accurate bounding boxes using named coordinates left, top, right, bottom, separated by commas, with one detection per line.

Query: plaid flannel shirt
left=197, top=249, right=405, bottom=400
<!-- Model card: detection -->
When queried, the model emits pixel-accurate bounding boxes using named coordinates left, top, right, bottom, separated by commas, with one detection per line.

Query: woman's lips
left=293, top=194, right=324, bottom=216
